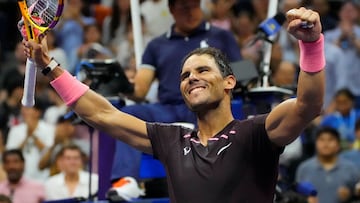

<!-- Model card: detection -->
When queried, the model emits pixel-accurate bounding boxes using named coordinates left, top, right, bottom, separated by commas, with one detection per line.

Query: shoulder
left=45, top=173, right=63, bottom=185
left=22, top=178, right=45, bottom=189
left=338, top=158, right=358, bottom=169
left=298, top=157, right=317, bottom=170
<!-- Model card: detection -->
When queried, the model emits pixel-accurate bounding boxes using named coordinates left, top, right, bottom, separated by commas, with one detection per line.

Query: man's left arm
left=266, top=8, right=325, bottom=147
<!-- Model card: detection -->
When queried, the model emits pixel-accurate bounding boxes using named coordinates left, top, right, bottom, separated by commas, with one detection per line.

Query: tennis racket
left=18, top=0, right=64, bottom=106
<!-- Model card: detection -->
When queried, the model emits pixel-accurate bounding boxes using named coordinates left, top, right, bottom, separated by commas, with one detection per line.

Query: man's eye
left=180, top=72, right=190, bottom=81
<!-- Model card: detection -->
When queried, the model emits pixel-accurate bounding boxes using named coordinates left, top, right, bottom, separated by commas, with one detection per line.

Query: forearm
left=295, top=70, right=324, bottom=120
left=33, top=136, right=46, bottom=151
left=38, top=146, right=55, bottom=170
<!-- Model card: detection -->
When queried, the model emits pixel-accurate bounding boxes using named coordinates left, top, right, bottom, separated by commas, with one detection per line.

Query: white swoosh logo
left=217, top=142, right=232, bottom=155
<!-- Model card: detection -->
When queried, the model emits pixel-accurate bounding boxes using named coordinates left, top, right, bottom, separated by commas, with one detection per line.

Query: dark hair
left=57, top=143, right=84, bottom=158
left=110, top=0, right=131, bottom=39
left=231, top=1, right=255, bottom=18
left=168, top=0, right=176, bottom=7
left=182, top=47, right=234, bottom=78
left=334, top=88, right=355, bottom=101
left=5, top=74, right=24, bottom=96
left=2, top=149, right=25, bottom=163
left=0, top=194, right=11, bottom=203
left=315, top=127, right=341, bottom=142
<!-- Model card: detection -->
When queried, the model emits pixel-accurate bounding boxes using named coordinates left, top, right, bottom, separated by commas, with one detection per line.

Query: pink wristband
left=298, top=34, right=325, bottom=73
left=50, top=71, right=89, bottom=106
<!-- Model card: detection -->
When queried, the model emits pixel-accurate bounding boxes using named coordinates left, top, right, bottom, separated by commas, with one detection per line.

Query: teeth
left=190, top=87, right=203, bottom=94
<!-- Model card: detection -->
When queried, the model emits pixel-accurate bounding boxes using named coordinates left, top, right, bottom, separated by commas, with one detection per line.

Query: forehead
left=182, top=54, right=219, bottom=71
left=172, top=0, right=200, bottom=7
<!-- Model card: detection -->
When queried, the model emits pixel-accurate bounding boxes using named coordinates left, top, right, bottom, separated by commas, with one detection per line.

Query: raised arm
left=266, top=7, right=325, bottom=146
left=23, top=38, right=152, bottom=154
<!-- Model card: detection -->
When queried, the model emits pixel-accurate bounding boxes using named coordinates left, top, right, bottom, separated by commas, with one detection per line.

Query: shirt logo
left=183, top=146, right=191, bottom=156
left=217, top=142, right=232, bottom=155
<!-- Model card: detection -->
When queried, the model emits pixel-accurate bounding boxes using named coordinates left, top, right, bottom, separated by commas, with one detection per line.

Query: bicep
left=266, top=99, right=309, bottom=146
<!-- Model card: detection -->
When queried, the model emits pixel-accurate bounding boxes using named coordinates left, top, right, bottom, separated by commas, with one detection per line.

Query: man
left=0, top=149, right=45, bottom=203
left=296, top=127, right=359, bottom=203
left=44, top=144, right=98, bottom=200
left=24, top=7, right=324, bottom=202
left=39, top=114, right=89, bottom=176
left=6, top=98, right=55, bottom=181
left=112, top=0, right=241, bottom=187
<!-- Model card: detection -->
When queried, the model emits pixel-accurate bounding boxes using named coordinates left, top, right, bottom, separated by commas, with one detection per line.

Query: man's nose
left=188, top=72, right=199, bottom=81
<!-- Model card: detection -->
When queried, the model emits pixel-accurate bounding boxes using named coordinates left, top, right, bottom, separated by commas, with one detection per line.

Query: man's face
left=3, top=154, right=24, bottom=183
left=60, top=149, right=83, bottom=175
left=170, top=0, right=203, bottom=34
left=316, top=133, right=340, bottom=158
left=180, top=54, right=234, bottom=112
left=335, top=94, right=353, bottom=116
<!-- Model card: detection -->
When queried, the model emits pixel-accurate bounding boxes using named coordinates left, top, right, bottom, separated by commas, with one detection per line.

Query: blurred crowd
left=0, top=0, right=360, bottom=202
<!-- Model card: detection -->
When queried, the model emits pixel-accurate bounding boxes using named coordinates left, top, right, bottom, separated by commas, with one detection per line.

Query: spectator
left=102, top=0, right=131, bottom=54
left=208, top=0, right=235, bottom=30
left=340, top=118, right=360, bottom=170
left=320, top=88, right=360, bottom=150
left=55, top=0, right=96, bottom=72
left=116, top=15, right=152, bottom=68
left=324, top=0, right=360, bottom=97
left=0, top=42, right=27, bottom=102
left=44, top=144, right=98, bottom=200
left=6, top=98, right=55, bottom=181
left=0, top=149, right=45, bottom=203
left=39, top=114, right=89, bottom=176
left=0, top=75, right=23, bottom=147
left=307, top=0, right=338, bottom=32
left=77, top=23, right=112, bottom=61
left=296, top=127, right=359, bottom=203
left=230, top=2, right=261, bottom=65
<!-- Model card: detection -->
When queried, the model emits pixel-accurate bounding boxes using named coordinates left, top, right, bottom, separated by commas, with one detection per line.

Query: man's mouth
left=189, top=86, right=205, bottom=94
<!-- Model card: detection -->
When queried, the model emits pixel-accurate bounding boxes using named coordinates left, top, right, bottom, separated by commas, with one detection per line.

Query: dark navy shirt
left=141, top=21, right=241, bottom=104
left=147, top=114, right=282, bottom=203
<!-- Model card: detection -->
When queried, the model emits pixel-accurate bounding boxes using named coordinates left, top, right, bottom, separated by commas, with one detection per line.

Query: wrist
left=299, top=34, right=325, bottom=73
left=41, top=57, right=60, bottom=76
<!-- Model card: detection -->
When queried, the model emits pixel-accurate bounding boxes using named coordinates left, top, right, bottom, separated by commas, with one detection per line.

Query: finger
left=287, top=19, right=305, bottom=31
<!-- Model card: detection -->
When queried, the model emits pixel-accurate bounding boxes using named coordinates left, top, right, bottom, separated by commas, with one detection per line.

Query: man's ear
left=224, top=75, right=236, bottom=90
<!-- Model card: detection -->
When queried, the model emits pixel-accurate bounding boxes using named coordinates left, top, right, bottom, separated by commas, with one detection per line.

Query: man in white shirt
left=44, top=144, right=98, bottom=200
left=6, top=99, right=55, bottom=181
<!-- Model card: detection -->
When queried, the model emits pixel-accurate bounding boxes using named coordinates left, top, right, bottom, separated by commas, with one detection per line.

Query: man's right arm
left=24, top=39, right=153, bottom=154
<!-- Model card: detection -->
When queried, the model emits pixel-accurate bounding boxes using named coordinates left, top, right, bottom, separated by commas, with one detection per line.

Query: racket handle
left=21, top=58, right=37, bottom=107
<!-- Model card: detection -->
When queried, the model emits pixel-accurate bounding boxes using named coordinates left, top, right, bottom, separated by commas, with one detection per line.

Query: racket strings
left=27, top=0, right=59, bottom=26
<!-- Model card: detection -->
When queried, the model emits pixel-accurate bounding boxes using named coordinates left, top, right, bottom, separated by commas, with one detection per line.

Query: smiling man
left=24, top=6, right=325, bottom=202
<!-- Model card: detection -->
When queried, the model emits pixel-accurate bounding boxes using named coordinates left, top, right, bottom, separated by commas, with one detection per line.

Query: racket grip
left=21, top=58, right=37, bottom=107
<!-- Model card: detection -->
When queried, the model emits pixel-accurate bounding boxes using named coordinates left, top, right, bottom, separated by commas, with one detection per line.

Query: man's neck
left=317, top=155, right=338, bottom=171
left=196, top=102, right=234, bottom=146
left=65, top=172, right=80, bottom=182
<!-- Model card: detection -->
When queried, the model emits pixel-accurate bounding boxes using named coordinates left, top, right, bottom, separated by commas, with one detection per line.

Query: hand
left=337, top=186, right=351, bottom=202
left=286, top=7, right=322, bottom=42
left=23, top=36, right=51, bottom=69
